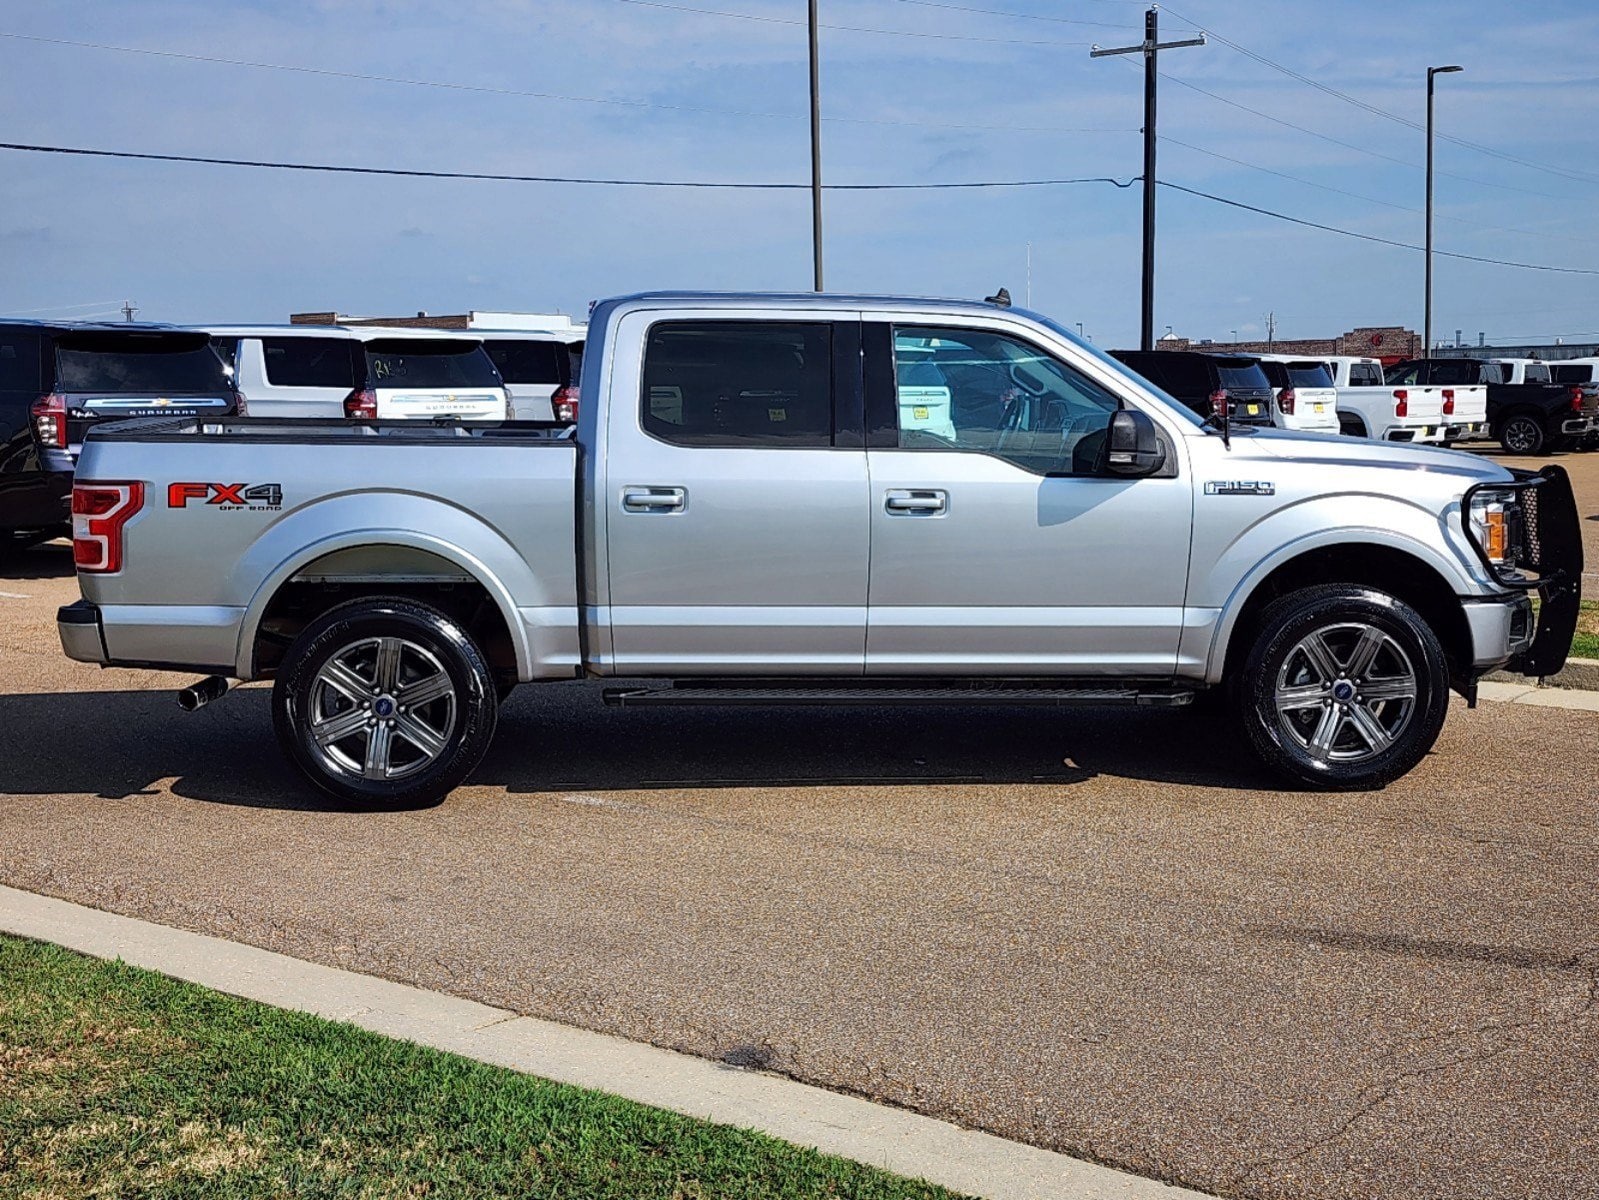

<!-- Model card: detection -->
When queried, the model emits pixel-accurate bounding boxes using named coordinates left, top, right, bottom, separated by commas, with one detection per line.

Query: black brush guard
left=1463, top=466, right=1584, bottom=678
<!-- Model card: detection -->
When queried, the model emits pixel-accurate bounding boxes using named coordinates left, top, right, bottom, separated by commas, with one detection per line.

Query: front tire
left=1234, top=586, right=1449, bottom=790
left=272, top=597, right=498, bottom=807
left=1498, top=414, right=1545, bottom=456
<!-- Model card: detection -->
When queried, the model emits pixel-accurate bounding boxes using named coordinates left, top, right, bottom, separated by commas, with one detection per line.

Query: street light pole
left=808, top=0, right=824, bottom=292
left=1091, top=9, right=1206, bottom=352
left=1425, top=65, right=1462, bottom=356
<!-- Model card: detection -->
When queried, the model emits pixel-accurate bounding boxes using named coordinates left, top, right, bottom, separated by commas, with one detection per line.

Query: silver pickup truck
left=58, top=293, right=1583, bottom=804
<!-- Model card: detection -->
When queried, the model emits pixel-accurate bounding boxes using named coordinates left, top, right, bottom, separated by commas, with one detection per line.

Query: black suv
left=2, top=322, right=240, bottom=559
left=1109, top=350, right=1276, bottom=425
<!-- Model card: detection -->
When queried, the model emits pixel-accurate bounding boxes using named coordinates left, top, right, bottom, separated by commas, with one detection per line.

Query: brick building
left=1156, top=325, right=1422, bottom=363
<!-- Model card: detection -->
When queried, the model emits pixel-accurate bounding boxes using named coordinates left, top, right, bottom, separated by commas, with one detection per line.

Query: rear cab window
left=362, top=341, right=502, bottom=390
left=262, top=337, right=358, bottom=389
left=1216, top=361, right=1270, bottom=391
left=640, top=321, right=833, bottom=447
left=1551, top=364, right=1593, bottom=384
left=1349, top=362, right=1385, bottom=387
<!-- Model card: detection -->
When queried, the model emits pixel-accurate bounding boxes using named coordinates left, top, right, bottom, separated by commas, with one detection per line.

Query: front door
left=602, top=313, right=870, bottom=674
left=864, top=322, right=1193, bottom=675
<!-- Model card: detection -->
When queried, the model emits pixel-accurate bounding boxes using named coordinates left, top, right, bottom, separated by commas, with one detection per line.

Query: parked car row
left=0, top=318, right=583, bottom=558
left=1107, top=347, right=1599, bottom=455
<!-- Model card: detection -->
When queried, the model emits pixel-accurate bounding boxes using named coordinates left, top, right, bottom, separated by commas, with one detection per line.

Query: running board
left=603, top=683, right=1196, bottom=708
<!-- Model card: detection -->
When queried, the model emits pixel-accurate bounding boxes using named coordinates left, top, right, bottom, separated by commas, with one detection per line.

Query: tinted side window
left=1163, top=358, right=1211, bottom=396
left=1524, top=363, right=1551, bottom=383
left=209, top=336, right=238, bottom=373
left=485, top=340, right=564, bottom=386
left=642, top=322, right=833, bottom=447
left=1551, top=364, right=1594, bottom=384
left=0, top=328, right=42, bottom=394
left=262, top=338, right=357, bottom=389
left=892, top=325, right=1119, bottom=476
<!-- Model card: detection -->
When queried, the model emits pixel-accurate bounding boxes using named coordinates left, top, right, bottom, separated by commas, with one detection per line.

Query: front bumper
left=1463, top=466, right=1585, bottom=678
left=1461, top=594, right=1535, bottom=669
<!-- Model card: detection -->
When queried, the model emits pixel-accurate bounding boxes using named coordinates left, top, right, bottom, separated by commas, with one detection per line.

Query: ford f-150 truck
left=57, top=293, right=1583, bottom=804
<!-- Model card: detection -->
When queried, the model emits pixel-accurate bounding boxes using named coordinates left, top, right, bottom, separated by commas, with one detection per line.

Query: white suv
left=1254, top=354, right=1340, bottom=434
left=207, top=326, right=509, bottom=420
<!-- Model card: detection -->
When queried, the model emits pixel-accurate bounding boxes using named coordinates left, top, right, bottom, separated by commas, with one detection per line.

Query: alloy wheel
left=308, top=636, right=457, bottom=780
left=1273, top=622, right=1418, bottom=764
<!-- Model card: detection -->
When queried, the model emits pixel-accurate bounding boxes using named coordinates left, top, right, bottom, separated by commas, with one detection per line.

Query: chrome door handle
left=621, top=486, right=686, bottom=513
left=885, top=488, right=947, bottom=515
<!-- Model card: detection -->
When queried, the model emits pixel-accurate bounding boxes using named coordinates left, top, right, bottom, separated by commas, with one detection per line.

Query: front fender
left=1198, top=495, right=1484, bottom=684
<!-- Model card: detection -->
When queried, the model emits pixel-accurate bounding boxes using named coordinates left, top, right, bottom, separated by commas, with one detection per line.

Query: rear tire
left=272, top=596, right=498, bottom=807
left=1233, top=585, right=1449, bottom=790
left=1498, top=414, right=1545, bottom=456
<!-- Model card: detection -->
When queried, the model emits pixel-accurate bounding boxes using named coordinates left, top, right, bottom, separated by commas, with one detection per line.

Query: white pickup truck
left=1323, top=355, right=1436, bottom=442
left=56, top=293, right=1582, bottom=804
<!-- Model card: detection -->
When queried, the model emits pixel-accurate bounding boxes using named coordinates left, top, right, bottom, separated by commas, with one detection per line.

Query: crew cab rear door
left=861, top=318, right=1192, bottom=675
left=597, top=309, right=869, bottom=674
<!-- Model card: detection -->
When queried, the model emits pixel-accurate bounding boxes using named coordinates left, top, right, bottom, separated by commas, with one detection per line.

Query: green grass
left=1574, top=601, right=1599, bottom=661
left=0, top=935, right=964, bottom=1200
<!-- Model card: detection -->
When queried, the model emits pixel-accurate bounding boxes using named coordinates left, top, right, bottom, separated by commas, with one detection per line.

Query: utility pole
left=1265, top=311, right=1277, bottom=349
left=808, top=0, right=824, bottom=292
left=1425, top=65, right=1462, bottom=358
left=121, top=300, right=138, bottom=322
left=1092, top=8, right=1205, bottom=351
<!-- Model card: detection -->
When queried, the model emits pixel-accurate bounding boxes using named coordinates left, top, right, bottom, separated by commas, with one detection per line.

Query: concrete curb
left=1476, top=679, right=1599, bottom=712
left=0, top=885, right=1208, bottom=1200
left=1486, top=656, right=1599, bottom=692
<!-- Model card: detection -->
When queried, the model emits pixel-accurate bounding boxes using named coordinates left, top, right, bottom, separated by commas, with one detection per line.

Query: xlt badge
left=1205, top=481, right=1276, bottom=496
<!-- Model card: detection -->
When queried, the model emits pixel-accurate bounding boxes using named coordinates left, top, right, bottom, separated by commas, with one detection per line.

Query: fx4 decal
left=168, top=482, right=284, bottom=510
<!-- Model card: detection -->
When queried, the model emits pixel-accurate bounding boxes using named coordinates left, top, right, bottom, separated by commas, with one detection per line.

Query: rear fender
left=233, top=492, right=550, bottom=680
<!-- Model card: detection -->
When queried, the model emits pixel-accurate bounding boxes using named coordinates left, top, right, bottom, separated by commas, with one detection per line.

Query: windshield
left=1285, top=362, right=1334, bottom=387
left=363, top=340, right=502, bottom=389
left=1217, top=362, right=1271, bottom=390
left=55, top=333, right=229, bottom=394
left=1029, top=312, right=1204, bottom=427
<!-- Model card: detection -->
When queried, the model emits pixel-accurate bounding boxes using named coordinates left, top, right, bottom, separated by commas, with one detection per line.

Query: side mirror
left=1104, top=409, right=1165, bottom=477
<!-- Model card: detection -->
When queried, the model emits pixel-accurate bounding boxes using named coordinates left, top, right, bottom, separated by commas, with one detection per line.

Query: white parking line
left=0, top=591, right=31, bottom=599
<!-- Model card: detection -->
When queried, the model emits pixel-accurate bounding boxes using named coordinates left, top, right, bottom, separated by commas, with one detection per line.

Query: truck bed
left=72, top=416, right=581, bottom=679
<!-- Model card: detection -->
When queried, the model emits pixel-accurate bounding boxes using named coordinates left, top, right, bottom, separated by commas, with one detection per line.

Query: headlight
left=1468, top=489, right=1521, bottom=568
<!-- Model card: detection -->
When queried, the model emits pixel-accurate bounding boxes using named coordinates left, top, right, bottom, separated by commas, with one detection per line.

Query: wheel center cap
left=1332, top=681, right=1356, bottom=702
left=373, top=696, right=396, bottom=718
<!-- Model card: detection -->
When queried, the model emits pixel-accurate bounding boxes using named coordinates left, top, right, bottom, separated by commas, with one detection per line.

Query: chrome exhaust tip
left=177, top=675, right=235, bottom=712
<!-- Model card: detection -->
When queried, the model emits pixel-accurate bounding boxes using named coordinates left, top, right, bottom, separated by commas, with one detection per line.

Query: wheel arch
left=1209, top=539, right=1475, bottom=689
left=237, top=532, right=528, bottom=683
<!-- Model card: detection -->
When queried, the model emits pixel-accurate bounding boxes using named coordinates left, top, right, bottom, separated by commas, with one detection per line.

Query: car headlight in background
left=1468, top=489, right=1521, bottom=568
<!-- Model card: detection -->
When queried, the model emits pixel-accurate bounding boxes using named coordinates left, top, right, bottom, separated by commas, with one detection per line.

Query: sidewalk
left=0, top=885, right=1208, bottom=1200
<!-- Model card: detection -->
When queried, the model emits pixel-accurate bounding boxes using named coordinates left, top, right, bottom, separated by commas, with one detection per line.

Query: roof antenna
left=985, top=287, right=1012, bottom=309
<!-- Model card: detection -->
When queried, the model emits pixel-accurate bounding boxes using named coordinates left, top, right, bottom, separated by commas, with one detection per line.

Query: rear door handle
left=622, top=486, right=686, bottom=513
left=885, top=488, right=948, bottom=516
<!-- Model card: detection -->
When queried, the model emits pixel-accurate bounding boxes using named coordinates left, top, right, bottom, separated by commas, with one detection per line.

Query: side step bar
left=603, top=683, right=1196, bottom=708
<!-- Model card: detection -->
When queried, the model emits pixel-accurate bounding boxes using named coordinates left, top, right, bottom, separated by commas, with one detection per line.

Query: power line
left=1158, top=180, right=1599, bottom=275
left=1159, top=3, right=1599, bottom=188
left=1162, top=135, right=1599, bottom=247
left=0, top=30, right=1131, bottom=136
left=0, top=298, right=122, bottom=316
left=610, top=0, right=1095, bottom=45
left=0, top=139, right=1137, bottom=191
left=1157, top=69, right=1582, bottom=203
left=882, top=0, right=1160, bottom=31
left=7, top=136, right=1596, bottom=277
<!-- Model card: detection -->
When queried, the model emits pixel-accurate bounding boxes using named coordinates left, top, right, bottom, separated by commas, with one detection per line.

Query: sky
left=1, top=0, right=1596, bottom=349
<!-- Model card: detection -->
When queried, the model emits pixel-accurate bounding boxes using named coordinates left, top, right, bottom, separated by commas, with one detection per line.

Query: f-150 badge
left=1205, top=481, right=1276, bottom=496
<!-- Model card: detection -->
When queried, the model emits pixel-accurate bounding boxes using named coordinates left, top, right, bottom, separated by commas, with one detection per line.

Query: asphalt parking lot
left=3, top=446, right=1597, bottom=1200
